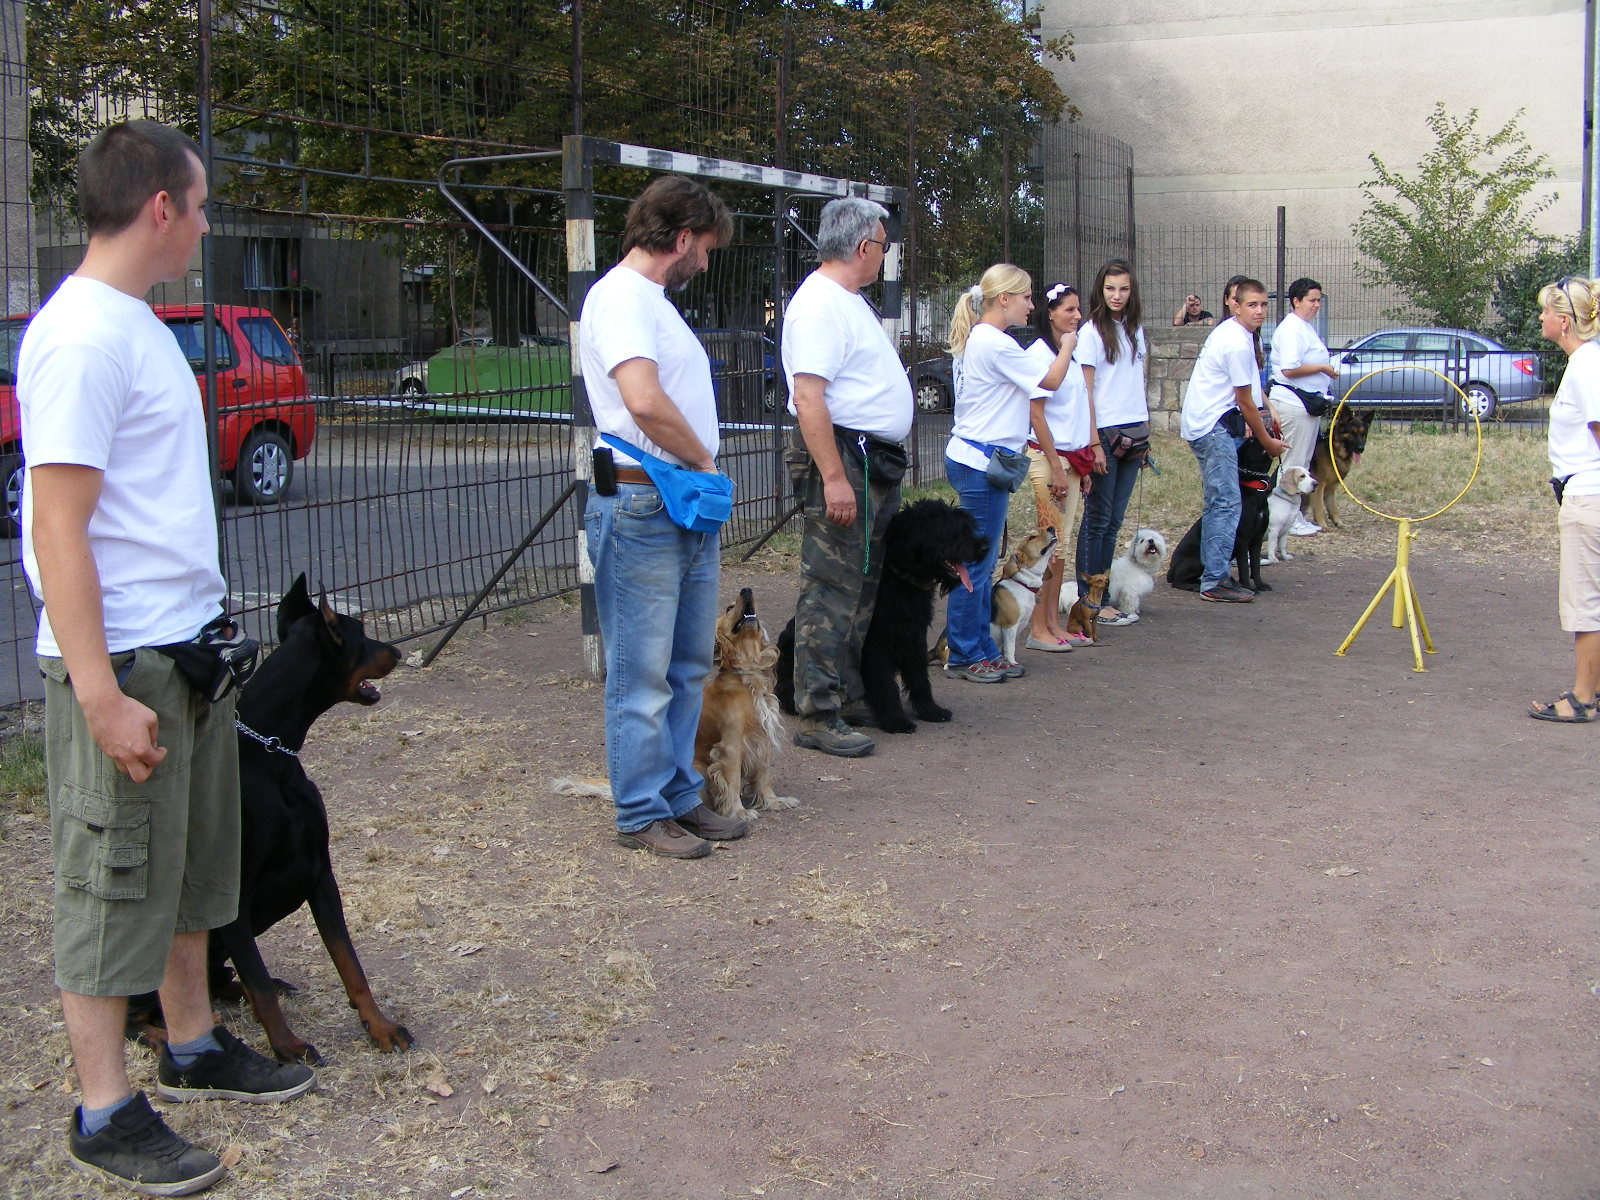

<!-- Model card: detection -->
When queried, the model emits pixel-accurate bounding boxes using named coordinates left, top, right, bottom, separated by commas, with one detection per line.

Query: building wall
left=1041, top=1, right=1585, bottom=243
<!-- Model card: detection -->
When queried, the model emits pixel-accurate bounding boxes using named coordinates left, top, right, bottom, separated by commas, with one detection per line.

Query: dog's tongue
left=1352, top=453, right=1361, bottom=464
left=956, top=563, right=972, bottom=592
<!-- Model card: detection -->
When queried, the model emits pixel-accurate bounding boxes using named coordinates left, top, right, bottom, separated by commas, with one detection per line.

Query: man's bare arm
left=30, top=463, right=166, bottom=781
left=611, top=357, right=715, bottom=471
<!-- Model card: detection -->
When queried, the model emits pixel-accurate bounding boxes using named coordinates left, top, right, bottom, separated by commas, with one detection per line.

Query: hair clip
left=1045, top=282, right=1073, bottom=303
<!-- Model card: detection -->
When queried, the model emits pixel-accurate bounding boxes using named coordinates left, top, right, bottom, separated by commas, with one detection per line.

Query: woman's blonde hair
left=1539, top=276, right=1600, bottom=342
left=947, top=263, right=1033, bottom=356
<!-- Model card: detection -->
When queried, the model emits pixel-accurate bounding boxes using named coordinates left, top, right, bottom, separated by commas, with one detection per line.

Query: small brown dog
left=694, top=588, right=797, bottom=819
left=1065, top=572, right=1109, bottom=644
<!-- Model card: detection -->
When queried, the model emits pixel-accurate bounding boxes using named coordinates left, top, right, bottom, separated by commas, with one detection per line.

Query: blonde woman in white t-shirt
left=1530, top=275, right=1600, bottom=721
left=942, top=264, right=1076, bottom=683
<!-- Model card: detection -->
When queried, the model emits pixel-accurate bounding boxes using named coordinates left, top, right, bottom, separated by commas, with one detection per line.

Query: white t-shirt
left=1269, top=310, right=1332, bottom=404
left=945, top=323, right=1045, bottom=471
left=1024, top=338, right=1090, bottom=451
left=578, top=264, right=718, bottom=468
left=782, top=271, right=913, bottom=443
left=1548, top=340, right=1600, bottom=496
left=1181, top=318, right=1262, bottom=441
left=20, top=276, right=225, bottom=656
left=1072, top=318, right=1148, bottom=427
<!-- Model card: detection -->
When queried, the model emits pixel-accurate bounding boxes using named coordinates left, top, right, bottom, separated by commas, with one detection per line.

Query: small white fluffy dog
left=1264, top=466, right=1316, bottom=564
left=1106, top=528, right=1168, bottom=618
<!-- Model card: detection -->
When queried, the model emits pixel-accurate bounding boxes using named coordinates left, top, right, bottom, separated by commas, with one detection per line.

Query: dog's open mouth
left=356, top=680, right=382, bottom=705
left=948, top=561, right=973, bottom=592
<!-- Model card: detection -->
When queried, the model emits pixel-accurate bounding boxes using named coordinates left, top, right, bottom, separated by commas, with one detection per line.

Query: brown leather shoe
left=616, top=818, right=712, bottom=859
left=675, top=802, right=749, bottom=841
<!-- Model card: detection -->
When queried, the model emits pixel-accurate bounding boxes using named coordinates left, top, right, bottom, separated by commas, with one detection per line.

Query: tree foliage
left=1353, top=103, right=1557, bottom=331
left=1490, top=232, right=1589, bottom=351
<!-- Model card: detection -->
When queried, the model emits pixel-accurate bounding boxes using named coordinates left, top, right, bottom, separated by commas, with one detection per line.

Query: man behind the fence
left=580, top=175, right=750, bottom=858
left=22, top=119, right=313, bottom=1196
left=785, top=197, right=913, bottom=757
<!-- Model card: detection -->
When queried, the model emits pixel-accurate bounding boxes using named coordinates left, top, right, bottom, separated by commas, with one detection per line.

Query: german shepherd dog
left=695, top=589, right=797, bottom=819
left=778, top=498, right=989, bottom=734
left=141, top=576, right=409, bottom=1066
left=1308, top=407, right=1372, bottom=529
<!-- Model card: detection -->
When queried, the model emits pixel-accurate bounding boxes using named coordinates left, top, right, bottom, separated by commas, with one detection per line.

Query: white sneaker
left=1290, top=518, right=1321, bottom=536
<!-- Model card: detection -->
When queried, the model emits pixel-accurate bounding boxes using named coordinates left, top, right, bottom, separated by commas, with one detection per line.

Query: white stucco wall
left=1041, top=0, right=1585, bottom=242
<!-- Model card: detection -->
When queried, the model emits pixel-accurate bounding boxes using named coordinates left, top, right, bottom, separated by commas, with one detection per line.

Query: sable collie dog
left=989, top=527, right=1057, bottom=664
left=695, top=588, right=797, bottom=819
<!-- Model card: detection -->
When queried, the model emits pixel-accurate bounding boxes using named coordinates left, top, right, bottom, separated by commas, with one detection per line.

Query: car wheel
left=1460, top=382, right=1497, bottom=421
left=234, top=429, right=293, bottom=505
left=916, top=379, right=950, bottom=413
left=399, top=377, right=425, bottom=397
left=0, top=450, right=21, bottom=538
left=761, top=382, right=780, bottom=412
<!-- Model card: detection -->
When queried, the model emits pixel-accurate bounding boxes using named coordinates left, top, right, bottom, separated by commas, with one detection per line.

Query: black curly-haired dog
left=777, top=498, right=989, bottom=734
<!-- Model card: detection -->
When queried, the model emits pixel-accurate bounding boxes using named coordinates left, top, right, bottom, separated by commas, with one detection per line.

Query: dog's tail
left=550, top=777, right=612, bottom=801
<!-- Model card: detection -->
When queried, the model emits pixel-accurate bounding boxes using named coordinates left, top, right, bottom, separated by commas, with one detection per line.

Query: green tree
left=1353, top=103, right=1557, bottom=331
left=1490, top=232, right=1589, bottom=351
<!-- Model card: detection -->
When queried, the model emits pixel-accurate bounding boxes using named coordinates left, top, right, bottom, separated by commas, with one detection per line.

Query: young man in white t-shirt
left=1178, top=278, right=1289, bottom=602
left=783, top=198, right=913, bottom=756
left=579, top=176, right=749, bottom=858
left=22, top=120, right=312, bottom=1197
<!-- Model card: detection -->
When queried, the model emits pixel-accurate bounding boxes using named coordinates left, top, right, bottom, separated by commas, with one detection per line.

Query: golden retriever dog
left=989, top=527, right=1057, bottom=665
left=1065, top=572, right=1109, bottom=644
left=694, top=588, right=797, bottom=819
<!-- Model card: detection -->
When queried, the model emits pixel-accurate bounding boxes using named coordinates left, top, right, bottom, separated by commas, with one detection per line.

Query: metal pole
left=1072, top=150, right=1082, bottom=291
left=1001, top=130, right=1011, bottom=263
left=1590, top=0, right=1599, bottom=275
left=1276, top=205, right=1287, bottom=321
left=197, top=0, right=223, bottom=536
left=564, top=136, right=601, bottom=678
left=572, top=0, right=583, bottom=137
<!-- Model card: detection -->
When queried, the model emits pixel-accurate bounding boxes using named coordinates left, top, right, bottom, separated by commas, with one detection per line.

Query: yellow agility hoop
left=1326, top=364, right=1484, bottom=672
left=1324, top=365, right=1483, bottom=524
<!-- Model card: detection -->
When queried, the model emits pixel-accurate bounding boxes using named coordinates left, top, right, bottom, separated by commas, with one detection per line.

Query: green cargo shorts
left=41, top=647, right=240, bottom=997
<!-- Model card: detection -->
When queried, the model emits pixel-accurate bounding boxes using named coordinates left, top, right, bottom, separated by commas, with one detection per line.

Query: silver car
left=1329, top=327, right=1543, bottom=419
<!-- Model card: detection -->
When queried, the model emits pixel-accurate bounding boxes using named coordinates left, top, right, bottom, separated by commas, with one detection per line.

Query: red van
left=0, top=304, right=317, bottom=535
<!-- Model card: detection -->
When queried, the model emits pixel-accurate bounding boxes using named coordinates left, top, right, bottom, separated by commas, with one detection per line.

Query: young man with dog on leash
left=21, top=120, right=314, bottom=1196
left=1178, top=276, right=1290, bottom=603
left=579, top=176, right=752, bottom=858
left=784, top=198, right=914, bottom=758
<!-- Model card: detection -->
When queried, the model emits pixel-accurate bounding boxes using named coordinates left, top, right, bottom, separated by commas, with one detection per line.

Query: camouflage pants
left=791, top=430, right=900, bottom=719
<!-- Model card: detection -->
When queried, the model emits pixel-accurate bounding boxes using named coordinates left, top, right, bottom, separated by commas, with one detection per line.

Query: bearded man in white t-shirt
left=578, top=176, right=750, bottom=860
left=783, top=198, right=914, bottom=757
left=22, top=120, right=312, bottom=1198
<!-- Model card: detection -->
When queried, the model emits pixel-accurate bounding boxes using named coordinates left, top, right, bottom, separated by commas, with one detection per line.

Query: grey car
left=1329, top=327, right=1543, bottom=419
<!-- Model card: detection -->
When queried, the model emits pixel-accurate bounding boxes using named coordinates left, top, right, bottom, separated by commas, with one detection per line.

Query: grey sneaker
left=1199, top=582, right=1254, bottom=603
left=157, top=1026, right=315, bottom=1103
left=68, top=1092, right=226, bottom=1196
left=794, top=714, right=875, bottom=757
left=994, top=657, right=1026, bottom=678
left=945, top=659, right=1005, bottom=683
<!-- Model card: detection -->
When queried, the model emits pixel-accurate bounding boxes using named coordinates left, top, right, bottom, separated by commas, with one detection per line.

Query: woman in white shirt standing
left=1530, top=275, right=1600, bottom=721
left=1268, top=277, right=1340, bottom=536
left=943, top=263, right=1076, bottom=683
left=1074, top=258, right=1148, bottom=626
left=1022, top=282, right=1092, bottom=649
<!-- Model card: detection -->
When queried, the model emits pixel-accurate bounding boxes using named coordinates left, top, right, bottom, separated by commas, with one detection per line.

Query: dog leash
left=235, top=718, right=299, bottom=758
left=856, top=434, right=871, bottom=577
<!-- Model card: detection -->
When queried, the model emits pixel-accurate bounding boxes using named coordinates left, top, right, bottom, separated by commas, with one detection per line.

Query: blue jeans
left=584, top=483, right=720, bottom=833
left=1077, top=433, right=1141, bottom=581
left=944, top=458, right=1008, bottom=666
left=1187, top=421, right=1245, bottom=591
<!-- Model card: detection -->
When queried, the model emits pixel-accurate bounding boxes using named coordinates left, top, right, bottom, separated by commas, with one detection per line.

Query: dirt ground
left=1, top=528, right=1597, bottom=1200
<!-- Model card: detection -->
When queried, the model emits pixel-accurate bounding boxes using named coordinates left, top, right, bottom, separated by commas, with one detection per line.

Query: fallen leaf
left=423, top=1073, right=455, bottom=1098
left=1324, top=865, right=1360, bottom=877
left=449, top=942, right=485, bottom=957
left=587, top=1159, right=618, bottom=1174
left=219, top=1146, right=244, bottom=1169
left=1478, top=1057, right=1496, bottom=1067
left=537, top=1114, right=552, bottom=1128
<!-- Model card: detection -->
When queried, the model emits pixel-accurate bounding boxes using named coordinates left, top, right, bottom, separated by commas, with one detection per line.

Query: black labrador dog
left=1167, top=434, right=1278, bottom=593
left=778, top=498, right=989, bottom=733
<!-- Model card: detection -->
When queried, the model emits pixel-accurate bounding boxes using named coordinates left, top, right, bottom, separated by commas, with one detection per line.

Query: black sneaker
left=68, top=1092, right=225, bottom=1196
left=157, top=1026, right=316, bottom=1104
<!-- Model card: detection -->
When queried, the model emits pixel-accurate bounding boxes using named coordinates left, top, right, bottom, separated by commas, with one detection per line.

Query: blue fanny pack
left=599, top=434, right=733, bottom=533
